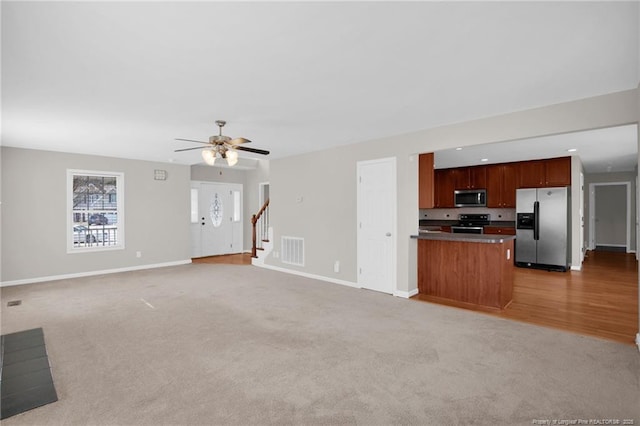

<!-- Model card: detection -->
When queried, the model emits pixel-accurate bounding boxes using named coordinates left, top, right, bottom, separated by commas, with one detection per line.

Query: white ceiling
left=2, top=2, right=638, bottom=168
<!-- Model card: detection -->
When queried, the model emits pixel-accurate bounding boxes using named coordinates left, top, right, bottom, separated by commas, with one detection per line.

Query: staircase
left=251, top=199, right=272, bottom=265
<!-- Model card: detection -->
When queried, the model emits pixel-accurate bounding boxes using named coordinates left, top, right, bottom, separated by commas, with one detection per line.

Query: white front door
left=192, top=182, right=243, bottom=257
left=357, top=157, right=396, bottom=294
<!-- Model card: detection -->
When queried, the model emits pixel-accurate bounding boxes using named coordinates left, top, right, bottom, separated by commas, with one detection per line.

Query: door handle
left=385, top=232, right=392, bottom=237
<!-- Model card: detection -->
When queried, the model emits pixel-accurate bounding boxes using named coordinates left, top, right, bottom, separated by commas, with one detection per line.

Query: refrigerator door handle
left=534, top=200, right=540, bottom=241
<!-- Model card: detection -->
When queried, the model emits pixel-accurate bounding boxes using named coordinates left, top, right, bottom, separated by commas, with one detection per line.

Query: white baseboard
left=636, top=333, right=640, bottom=353
left=570, top=265, right=582, bottom=271
left=394, top=289, right=419, bottom=299
left=0, top=259, right=193, bottom=287
left=253, top=262, right=417, bottom=299
left=254, top=263, right=360, bottom=289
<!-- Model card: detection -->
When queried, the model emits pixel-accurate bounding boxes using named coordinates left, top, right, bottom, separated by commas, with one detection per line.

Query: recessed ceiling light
left=480, top=158, right=488, bottom=162
left=567, top=148, right=577, bottom=152
left=455, top=147, right=463, bottom=151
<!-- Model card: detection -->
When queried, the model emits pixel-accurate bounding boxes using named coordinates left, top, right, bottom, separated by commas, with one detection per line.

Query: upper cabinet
left=544, top=157, right=572, bottom=186
left=422, top=155, right=571, bottom=209
left=452, top=166, right=487, bottom=190
left=486, top=163, right=517, bottom=208
left=434, top=169, right=456, bottom=208
left=418, top=153, right=435, bottom=209
left=518, top=157, right=571, bottom=188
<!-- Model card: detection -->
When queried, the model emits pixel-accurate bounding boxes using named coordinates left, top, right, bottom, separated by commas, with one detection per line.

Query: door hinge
left=359, top=267, right=362, bottom=274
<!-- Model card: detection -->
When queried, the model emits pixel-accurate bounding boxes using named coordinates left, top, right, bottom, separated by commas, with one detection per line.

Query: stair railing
left=251, top=198, right=270, bottom=258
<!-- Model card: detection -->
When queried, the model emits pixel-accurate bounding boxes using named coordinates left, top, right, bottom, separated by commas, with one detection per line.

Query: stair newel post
left=251, top=214, right=258, bottom=258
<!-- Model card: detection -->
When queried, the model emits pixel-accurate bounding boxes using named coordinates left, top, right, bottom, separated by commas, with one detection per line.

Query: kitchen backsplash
left=419, top=208, right=516, bottom=221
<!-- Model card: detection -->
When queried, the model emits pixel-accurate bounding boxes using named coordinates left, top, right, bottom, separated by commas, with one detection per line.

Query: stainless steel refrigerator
left=515, top=187, right=569, bottom=272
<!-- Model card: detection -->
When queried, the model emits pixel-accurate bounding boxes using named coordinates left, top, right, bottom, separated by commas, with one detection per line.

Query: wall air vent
left=281, top=236, right=304, bottom=266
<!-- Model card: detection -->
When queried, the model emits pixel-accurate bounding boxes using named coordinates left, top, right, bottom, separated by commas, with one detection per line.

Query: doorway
left=191, top=181, right=243, bottom=258
left=589, top=182, right=631, bottom=252
left=357, top=157, right=397, bottom=294
left=258, top=182, right=270, bottom=207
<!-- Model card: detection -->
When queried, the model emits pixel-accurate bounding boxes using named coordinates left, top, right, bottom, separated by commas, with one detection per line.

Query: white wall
left=1, top=147, right=191, bottom=283
left=267, top=89, right=638, bottom=294
left=570, top=156, right=585, bottom=268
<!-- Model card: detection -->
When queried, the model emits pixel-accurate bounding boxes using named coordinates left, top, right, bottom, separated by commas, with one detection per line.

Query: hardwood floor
left=413, top=250, right=639, bottom=345
left=191, top=253, right=253, bottom=265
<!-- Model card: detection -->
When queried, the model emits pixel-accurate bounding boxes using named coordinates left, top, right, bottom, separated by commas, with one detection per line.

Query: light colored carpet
left=1, top=263, right=638, bottom=425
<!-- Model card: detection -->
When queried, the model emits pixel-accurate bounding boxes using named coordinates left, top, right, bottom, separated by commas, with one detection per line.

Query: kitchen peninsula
left=412, top=232, right=515, bottom=310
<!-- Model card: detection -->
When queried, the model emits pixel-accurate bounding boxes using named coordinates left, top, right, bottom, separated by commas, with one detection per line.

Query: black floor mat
left=1, top=328, right=58, bottom=419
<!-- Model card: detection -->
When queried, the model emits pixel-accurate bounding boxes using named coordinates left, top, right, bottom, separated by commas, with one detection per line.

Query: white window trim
left=67, top=169, right=125, bottom=253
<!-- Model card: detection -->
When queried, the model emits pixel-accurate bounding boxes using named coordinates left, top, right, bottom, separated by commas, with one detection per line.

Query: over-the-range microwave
left=454, top=189, right=487, bottom=207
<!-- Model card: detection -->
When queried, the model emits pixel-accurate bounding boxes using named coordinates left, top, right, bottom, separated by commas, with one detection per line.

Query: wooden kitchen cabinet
left=544, top=157, right=571, bottom=186
left=452, top=166, right=487, bottom=190
left=518, top=157, right=571, bottom=188
left=468, top=166, right=487, bottom=189
left=418, top=153, right=435, bottom=208
left=484, top=226, right=516, bottom=235
left=417, top=237, right=514, bottom=310
left=518, top=160, right=546, bottom=187
left=434, top=169, right=455, bottom=208
left=486, top=163, right=517, bottom=208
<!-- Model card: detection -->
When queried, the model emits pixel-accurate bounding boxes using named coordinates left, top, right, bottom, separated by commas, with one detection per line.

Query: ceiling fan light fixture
left=202, top=148, right=216, bottom=166
left=226, top=150, right=239, bottom=166
left=175, top=119, right=269, bottom=167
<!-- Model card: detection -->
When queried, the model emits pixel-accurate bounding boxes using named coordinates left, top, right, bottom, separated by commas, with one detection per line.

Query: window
left=67, top=170, right=124, bottom=252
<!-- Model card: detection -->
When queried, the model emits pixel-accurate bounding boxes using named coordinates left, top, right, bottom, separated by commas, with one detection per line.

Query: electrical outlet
left=334, top=261, right=340, bottom=273
left=136, top=251, right=142, bottom=258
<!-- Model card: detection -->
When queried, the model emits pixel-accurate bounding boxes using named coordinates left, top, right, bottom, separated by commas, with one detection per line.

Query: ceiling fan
left=174, top=120, right=269, bottom=166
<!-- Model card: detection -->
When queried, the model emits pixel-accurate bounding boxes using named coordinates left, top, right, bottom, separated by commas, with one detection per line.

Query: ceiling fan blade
left=175, top=138, right=209, bottom=144
left=235, top=146, right=270, bottom=155
left=228, top=137, right=251, bottom=145
left=174, top=146, right=207, bottom=152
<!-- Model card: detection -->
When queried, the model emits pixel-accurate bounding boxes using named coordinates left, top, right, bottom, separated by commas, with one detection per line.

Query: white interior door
left=193, top=182, right=243, bottom=257
left=357, top=157, right=396, bottom=294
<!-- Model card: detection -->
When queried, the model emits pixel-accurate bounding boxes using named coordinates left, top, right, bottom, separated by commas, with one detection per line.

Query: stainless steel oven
left=451, top=226, right=484, bottom=234
left=452, top=213, right=491, bottom=234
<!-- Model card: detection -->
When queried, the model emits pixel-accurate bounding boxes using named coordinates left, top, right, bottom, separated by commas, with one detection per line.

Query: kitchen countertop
left=411, top=233, right=516, bottom=244
left=419, top=219, right=515, bottom=227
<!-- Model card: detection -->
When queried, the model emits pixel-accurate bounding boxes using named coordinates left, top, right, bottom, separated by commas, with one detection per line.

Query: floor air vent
left=281, top=236, right=304, bottom=266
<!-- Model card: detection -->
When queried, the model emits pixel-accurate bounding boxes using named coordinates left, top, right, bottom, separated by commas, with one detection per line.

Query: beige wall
left=267, top=89, right=639, bottom=295
left=1, top=147, right=191, bottom=283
